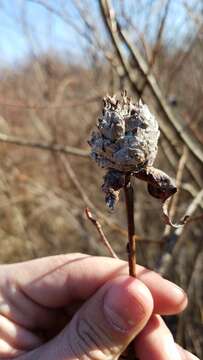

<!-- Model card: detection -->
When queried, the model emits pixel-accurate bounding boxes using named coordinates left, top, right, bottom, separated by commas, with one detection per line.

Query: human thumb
left=37, top=276, right=153, bottom=360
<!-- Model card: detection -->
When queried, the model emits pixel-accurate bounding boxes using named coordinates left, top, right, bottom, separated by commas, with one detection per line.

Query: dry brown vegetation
left=0, top=0, right=202, bottom=357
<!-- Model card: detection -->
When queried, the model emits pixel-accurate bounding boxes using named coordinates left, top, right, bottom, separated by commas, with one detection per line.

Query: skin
left=0, top=253, right=199, bottom=360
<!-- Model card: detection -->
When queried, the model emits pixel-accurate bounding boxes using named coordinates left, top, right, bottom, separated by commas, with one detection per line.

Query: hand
left=0, top=253, right=199, bottom=359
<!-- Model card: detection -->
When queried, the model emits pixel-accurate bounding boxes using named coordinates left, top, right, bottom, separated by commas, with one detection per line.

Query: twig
left=98, top=0, right=141, bottom=98
left=140, top=0, right=171, bottom=95
left=0, top=132, right=89, bottom=157
left=186, top=213, right=203, bottom=224
left=124, top=179, right=136, bottom=277
left=59, top=154, right=123, bottom=231
left=163, top=146, right=188, bottom=237
left=60, top=154, right=161, bottom=244
left=85, top=208, right=118, bottom=258
left=157, top=188, right=203, bottom=275
left=0, top=95, right=101, bottom=109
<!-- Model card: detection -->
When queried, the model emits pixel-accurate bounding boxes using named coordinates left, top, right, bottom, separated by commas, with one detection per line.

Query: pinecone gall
left=88, top=92, right=188, bottom=227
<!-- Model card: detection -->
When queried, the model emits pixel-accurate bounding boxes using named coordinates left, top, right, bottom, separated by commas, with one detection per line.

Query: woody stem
left=124, top=177, right=136, bottom=277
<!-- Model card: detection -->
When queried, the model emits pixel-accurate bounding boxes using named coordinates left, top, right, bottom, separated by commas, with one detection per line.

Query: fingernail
left=173, top=283, right=187, bottom=297
left=103, top=277, right=152, bottom=333
left=170, top=283, right=188, bottom=308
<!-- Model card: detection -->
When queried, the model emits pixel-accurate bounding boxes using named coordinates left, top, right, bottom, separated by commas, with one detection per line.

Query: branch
left=59, top=154, right=159, bottom=244
left=0, top=95, right=101, bottom=109
left=140, top=0, right=171, bottom=94
left=0, top=133, right=89, bottom=157
left=27, top=0, right=94, bottom=46
left=99, top=0, right=141, bottom=98
left=124, top=180, right=136, bottom=277
left=85, top=208, right=118, bottom=258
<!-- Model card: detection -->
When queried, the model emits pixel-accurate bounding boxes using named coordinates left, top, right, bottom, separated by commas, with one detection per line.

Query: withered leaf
left=134, top=167, right=189, bottom=227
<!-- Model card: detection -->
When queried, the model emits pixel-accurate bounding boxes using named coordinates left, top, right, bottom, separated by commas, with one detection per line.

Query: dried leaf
left=102, top=170, right=126, bottom=209
left=162, top=198, right=189, bottom=228
left=134, top=166, right=189, bottom=227
left=134, top=167, right=177, bottom=202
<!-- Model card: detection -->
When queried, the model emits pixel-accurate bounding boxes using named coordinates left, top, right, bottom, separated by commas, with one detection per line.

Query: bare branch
left=99, top=0, right=141, bottom=97
left=85, top=208, right=118, bottom=258
left=0, top=132, right=89, bottom=157
left=140, top=0, right=172, bottom=94
left=0, top=95, right=101, bottom=109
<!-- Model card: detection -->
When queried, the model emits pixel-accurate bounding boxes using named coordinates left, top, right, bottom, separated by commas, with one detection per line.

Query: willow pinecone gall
left=89, top=93, right=160, bottom=173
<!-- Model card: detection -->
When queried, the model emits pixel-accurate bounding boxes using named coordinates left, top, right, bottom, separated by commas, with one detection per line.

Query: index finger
left=7, top=253, right=187, bottom=315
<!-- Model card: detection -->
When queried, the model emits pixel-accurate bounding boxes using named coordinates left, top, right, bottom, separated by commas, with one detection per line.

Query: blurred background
left=0, top=0, right=202, bottom=357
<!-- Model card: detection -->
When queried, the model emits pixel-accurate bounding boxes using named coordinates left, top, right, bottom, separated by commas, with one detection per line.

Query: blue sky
left=0, top=0, right=97, bottom=67
left=0, top=0, right=200, bottom=68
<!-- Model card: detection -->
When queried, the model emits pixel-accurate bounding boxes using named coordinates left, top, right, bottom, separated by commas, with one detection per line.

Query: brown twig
left=59, top=154, right=126, bottom=235
left=140, top=0, right=171, bottom=95
left=98, top=0, right=141, bottom=98
left=59, top=154, right=152, bottom=247
left=0, top=132, right=89, bottom=157
left=124, top=178, right=136, bottom=277
left=0, top=95, right=101, bottom=109
left=85, top=208, right=118, bottom=258
left=186, top=213, right=203, bottom=224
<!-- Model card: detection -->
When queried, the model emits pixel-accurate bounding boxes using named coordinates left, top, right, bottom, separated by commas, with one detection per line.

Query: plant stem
left=85, top=208, right=118, bottom=259
left=124, top=179, right=136, bottom=277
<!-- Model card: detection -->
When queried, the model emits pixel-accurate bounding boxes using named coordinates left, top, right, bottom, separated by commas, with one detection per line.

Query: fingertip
left=139, top=269, right=188, bottom=315
left=162, top=281, right=188, bottom=314
left=104, top=276, right=154, bottom=334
